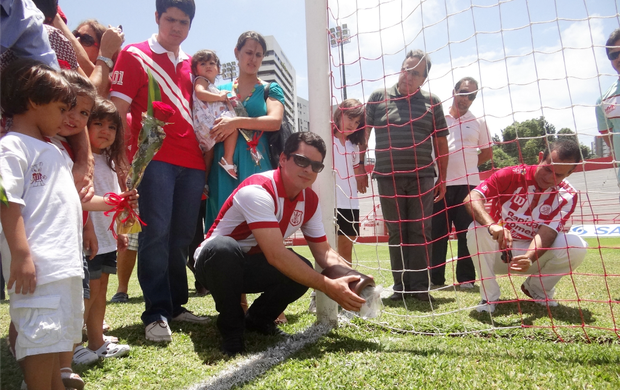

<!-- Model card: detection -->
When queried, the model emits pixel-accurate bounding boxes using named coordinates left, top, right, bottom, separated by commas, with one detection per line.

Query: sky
left=60, top=0, right=620, bottom=146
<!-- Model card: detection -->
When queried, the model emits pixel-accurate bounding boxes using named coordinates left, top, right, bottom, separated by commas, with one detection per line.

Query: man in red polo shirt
left=464, top=138, right=587, bottom=313
left=110, top=0, right=207, bottom=342
left=194, top=132, right=367, bottom=356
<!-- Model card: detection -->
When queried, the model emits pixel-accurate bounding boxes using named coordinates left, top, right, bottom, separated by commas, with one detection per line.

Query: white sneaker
left=172, top=310, right=210, bottom=323
left=521, top=283, right=558, bottom=307
left=476, top=300, right=496, bottom=313
left=459, top=282, right=475, bottom=290
left=92, top=340, right=130, bottom=359
left=145, top=320, right=172, bottom=342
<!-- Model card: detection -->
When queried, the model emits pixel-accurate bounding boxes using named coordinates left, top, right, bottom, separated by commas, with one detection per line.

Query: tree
left=499, top=117, right=556, bottom=165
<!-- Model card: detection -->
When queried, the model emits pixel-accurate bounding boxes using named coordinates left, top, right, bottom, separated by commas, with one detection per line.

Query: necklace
left=232, top=77, right=264, bottom=104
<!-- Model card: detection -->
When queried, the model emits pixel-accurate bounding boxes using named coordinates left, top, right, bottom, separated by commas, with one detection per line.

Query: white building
left=297, top=96, right=309, bottom=132
left=258, top=36, right=298, bottom=132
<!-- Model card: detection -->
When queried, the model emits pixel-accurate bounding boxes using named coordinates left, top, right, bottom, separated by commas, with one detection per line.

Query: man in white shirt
left=431, top=77, right=492, bottom=289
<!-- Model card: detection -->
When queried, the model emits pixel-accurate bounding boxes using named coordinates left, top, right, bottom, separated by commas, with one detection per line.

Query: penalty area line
left=188, top=322, right=333, bottom=390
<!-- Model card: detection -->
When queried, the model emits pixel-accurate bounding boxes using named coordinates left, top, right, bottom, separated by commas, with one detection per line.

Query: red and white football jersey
left=474, top=164, right=578, bottom=240
left=202, top=169, right=327, bottom=254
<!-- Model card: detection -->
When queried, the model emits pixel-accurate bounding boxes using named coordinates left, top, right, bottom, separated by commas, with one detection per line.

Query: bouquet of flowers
left=105, top=70, right=174, bottom=237
left=228, top=95, right=263, bottom=166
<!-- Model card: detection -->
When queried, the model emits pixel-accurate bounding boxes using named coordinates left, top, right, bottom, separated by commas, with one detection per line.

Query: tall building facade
left=258, top=36, right=298, bottom=131
left=297, top=96, right=309, bottom=132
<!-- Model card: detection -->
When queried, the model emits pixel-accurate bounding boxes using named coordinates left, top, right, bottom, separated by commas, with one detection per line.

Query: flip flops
left=219, top=157, right=238, bottom=180
left=60, top=367, right=85, bottom=390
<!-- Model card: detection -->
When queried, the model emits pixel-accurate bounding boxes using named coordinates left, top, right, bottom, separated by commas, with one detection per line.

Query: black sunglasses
left=608, top=51, right=620, bottom=61
left=457, top=89, right=477, bottom=101
left=292, top=154, right=324, bottom=173
left=72, top=30, right=99, bottom=48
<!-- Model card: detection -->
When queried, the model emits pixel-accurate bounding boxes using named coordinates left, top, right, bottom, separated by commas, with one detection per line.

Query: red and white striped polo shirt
left=201, top=169, right=327, bottom=254
left=474, top=164, right=578, bottom=240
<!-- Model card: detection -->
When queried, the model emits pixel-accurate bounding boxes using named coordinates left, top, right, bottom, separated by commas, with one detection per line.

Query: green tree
left=499, top=117, right=556, bottom=165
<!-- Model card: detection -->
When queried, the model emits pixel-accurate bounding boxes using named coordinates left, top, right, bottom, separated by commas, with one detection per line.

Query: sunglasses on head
left=72, top=31, right=99, bottom=48
left=292, top=154, right=324, bottom=173
left=457, top=89, right=477, bottom=101
left=608, top=50, right=620, bottom=61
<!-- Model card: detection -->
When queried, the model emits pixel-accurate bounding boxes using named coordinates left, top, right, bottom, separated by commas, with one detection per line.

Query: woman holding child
left=205, top=31, right=285, bottom=229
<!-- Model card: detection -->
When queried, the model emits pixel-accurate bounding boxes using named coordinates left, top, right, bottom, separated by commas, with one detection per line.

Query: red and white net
left=315, top=0, right=620, bottom=341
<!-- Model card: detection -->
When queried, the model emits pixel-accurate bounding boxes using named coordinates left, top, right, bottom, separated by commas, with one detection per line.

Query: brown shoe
left=410, top=292, right=435, bottom=303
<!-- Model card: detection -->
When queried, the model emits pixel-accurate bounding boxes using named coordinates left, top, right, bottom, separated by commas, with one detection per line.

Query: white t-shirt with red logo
left=0, top=133, right=83, bottom=286
left=473, top=164, right=578, bottom=240
left=196, top=169, right=327, bottom=256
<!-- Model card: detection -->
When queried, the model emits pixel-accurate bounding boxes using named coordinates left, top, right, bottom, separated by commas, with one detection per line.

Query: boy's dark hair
left=76, top=19, right=107, bottom=45
left=191, top=50, right=220, bottom=76
left=606, top=28, right=620, bottom=57
left=235, top=31, right=267, bottom=54
left=156, top=0, right=195, bottom=23
left=1, top=59, right=76, bottom=118
left=332, top=99, right=366, bottom=146
left=283, top=132, right=327, bottom=161
left=32, top=0, right=58, bottom=23
left=542, top=138, right=582, bottom=164
left=60, top=69, right=97, bottom=104
left=88, top=97, right=127, bottom=174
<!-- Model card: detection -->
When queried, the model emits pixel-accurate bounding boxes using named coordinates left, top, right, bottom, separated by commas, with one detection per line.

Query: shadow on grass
left=1, top=336, right=22, bottom=390
left=382, top=296, right=456, bottom=312
left=470, top=300, right=596, bottom=327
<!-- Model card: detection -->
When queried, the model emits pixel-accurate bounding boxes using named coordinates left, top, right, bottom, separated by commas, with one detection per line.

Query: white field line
left=188, top=323, right=333, bottom=390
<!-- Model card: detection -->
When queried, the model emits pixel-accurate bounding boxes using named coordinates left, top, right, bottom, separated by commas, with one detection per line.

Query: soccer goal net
left=304, top=0, right=620, bottom=342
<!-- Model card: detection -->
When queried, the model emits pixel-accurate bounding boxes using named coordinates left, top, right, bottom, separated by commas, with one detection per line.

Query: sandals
left=61, top=367, right=85, bottom=390
left=219, top=157, right=238, bottom=179
left=73, top=345, right=98, bottom=365
left=93, top=340, right=131, bottom=359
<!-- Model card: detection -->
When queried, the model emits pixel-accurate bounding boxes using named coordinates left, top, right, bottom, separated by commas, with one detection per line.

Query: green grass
left=1, top=238, right=620, bottom=389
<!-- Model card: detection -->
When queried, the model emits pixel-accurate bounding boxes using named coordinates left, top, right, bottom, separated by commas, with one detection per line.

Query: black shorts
left=87, top=251, right=117, bottom=280
left=337, top=208, right=360, bottom=237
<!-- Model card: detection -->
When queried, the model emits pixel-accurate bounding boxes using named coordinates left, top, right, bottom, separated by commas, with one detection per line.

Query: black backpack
left=264, top=83, right=294, bottom=169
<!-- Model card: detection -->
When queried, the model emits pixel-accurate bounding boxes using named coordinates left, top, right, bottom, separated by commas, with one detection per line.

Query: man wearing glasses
left=366, top=50, right=449, bottom=303
left=596, top=28, right=620, bottom=197
left=193, top=132, right=367, bottom=356
left=430, top=77, right=492, bottom=290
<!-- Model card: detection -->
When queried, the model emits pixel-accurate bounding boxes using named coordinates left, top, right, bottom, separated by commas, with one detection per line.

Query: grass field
left=1, top=238, right=619, bottom=389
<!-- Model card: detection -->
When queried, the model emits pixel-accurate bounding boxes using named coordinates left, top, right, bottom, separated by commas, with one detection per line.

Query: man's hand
left=433, top=180, right=446, bottom=203
left=508, top=254, right=532, bottom=272
left=488, top=223, right=512, bottom=250
left=8, top=255, right=37, bottom=295
left=323, top=275, right=366, bottom=311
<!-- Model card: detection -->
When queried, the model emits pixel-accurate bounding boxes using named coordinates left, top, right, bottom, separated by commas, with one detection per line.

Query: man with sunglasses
left=193, top=132, right=367, bottom=356
left=366, top=49, right=449, bottom=303
left=595, top=28, right=620, bottom=197
left=463, top=139, right=587, bottom=313
left=430, top=77, right=492, bottom=290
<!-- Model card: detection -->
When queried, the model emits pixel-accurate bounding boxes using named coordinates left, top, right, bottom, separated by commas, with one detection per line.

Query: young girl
left=80, top=97, right=131, bottom=360
left=0, top=59, right=85, bottom=390
left=192, top=49, right=239, bottom=180
left=332, top=99, right=368, bottom=262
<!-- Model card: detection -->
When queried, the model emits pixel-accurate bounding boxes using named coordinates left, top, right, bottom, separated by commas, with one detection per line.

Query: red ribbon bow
left=103, top=192, right=146, bottom=239
left=247, top=131, right=263, bottom=152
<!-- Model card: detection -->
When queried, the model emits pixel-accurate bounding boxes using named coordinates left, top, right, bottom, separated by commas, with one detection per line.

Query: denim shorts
left=88, top=251, right=117, bottom=280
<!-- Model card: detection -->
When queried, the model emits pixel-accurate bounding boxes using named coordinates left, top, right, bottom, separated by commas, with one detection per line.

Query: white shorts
left=9, top=276, right=84, bottom=360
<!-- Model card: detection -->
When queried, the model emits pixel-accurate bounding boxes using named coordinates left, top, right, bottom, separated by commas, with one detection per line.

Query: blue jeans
left=376, top=176, right=434, bottom=292
left=137, top=161, right=205, bottom=325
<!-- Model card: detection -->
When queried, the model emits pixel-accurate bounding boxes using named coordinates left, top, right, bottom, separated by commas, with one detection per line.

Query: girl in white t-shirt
left=191, top=50, right=239, bottom=180
left=82, top=98, right=131, bottom=360
left=332, top=99, right=368, bottom=262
